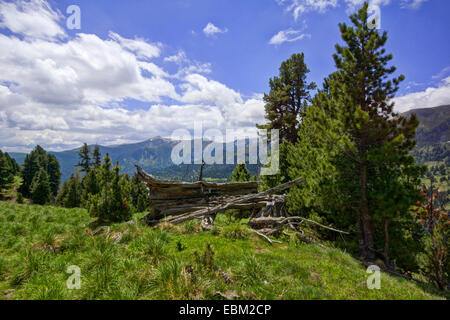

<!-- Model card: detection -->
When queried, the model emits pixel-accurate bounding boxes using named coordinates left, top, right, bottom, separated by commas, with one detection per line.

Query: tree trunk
left=359, top=162, right=375, bottom=261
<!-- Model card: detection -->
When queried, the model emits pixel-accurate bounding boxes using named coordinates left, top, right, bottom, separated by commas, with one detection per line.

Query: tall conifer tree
left=257, top=53, right=316, bottom=144
left=76, top=143, right=91, bottom=173
left=288, top=3, right=423, bottom=262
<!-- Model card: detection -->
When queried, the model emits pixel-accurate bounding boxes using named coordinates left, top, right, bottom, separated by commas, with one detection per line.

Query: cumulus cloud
left=0, top=0, right=65, bottom=40
left=0, top=0, right=265, bottom=152
left=0, top=32, right=178, bottom=106
left=394, top=77, right=450, bottom=113
left=203, top=22, right=228, bottom=37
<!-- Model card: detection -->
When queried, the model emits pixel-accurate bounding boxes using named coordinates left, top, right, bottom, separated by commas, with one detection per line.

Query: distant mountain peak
left=401, top=104, right=450, bottom=147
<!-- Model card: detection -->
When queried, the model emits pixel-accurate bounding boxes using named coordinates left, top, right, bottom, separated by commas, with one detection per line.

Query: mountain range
left=9, top=105, right=449, bottom=182
left=10, top=137, right=262, bottom=182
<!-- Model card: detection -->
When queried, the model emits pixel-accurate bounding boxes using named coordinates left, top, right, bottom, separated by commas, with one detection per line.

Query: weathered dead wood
left=295, top=233, right=327, bottom=249
left=248, top=216, right=349, bottom=235
left=151, top=178, right=304, bottom=225
left=137, top=165, right=264, bottom=220
left=136, top=165, right=258, bottom=190
left=251, top=229, right=282, bottom=244
left=247, top=216, right=349, bottom=249
left=201, top=215, right=215, bottom=231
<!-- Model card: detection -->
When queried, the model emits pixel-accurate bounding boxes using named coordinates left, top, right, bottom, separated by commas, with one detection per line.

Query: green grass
left=0, top=202, right=446, bottom=300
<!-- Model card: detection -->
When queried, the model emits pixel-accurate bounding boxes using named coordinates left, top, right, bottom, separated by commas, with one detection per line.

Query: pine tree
left=19, top=145, right=48, bottom=198
left=86, top=153, right=131, bottom=222
left=30, top=168, right=51, bottom=205
left=47, top=154, right=61, bottom=197
left=81, top=168, right=100, bottom=206
left=3, top=152, right=20, bottom=175
left=257, top=53, right=316, bottom=144
left=259, top=142, right=290, bottom=191
left=287, top=3, right=424, bottom=262
left=230, top=163, right=251, bottom=182
left=130, top=174, right=148, bottom=212
left=56, top=173, right=82, bottom=208
left=76, top=143, right=91, bottom=173
left=92, top=144, right=101, bottom=167
left=109, top=162, right=132, bottom=221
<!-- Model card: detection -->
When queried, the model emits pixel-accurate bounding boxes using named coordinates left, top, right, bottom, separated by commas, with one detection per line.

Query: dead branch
left=251, top=229, right=282, bottom=244
left=295, top=233, right=327, bottom=249
left=248, top=216, right=349, bottom=235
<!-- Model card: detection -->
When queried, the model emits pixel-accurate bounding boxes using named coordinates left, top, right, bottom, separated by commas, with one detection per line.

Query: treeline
left=255, top=4, right=448, bottom=289
left=55, top=143, right=149, bottom=222
left=0, top=143, right=149, bottom=222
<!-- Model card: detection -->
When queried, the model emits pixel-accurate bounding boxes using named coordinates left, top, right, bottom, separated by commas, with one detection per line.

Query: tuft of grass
left=221, top=223, right=250, bottom=240
left=180, top=220, right=201, bottom=234
left=238, top=255, right=264, bottom=284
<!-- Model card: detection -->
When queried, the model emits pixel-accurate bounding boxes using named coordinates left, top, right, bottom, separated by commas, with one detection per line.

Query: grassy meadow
left=0, top=202, right=446, bottom=300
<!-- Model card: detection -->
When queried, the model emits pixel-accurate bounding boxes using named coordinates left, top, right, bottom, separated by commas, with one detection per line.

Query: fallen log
left=136, top=165, right=261, bottom=220
left=148, top=177, right=304, bottom=225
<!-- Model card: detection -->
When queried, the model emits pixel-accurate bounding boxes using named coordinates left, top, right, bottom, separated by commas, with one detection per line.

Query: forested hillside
left=402, top=105, right=450, bottom=147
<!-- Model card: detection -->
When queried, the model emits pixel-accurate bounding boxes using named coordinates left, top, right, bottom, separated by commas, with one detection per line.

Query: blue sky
left=59, top=0, right=450, bottom=96
left=0, top=0, right=449, bottom=152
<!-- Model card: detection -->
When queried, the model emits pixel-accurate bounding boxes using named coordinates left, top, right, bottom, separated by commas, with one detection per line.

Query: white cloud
left=108, top=32, right=161, bottom=60
left=394, top=77, right=450, bottom=113
left=0, top=0, right=265, bottom=152
left=431, top=66, right=450, bottom=80
left=0, top=0, right=65, bottom=40
left=180, top=74, right=243, bottom=108
left=277, top=0, right=339, bottom=20
left=400, top=0, right=429, bottom=9
left=269, top=28, right=311, bottom=45
left=164, top=50, right=188, bottom=64
left=203, top=22, right=228, bottom=37
left=164, top=50, right=212, bottom=75
left=277, top=0, right=426, bottom=19
left=0, top=32, right=178, bottom=106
